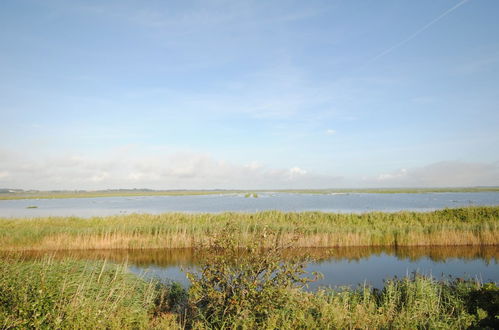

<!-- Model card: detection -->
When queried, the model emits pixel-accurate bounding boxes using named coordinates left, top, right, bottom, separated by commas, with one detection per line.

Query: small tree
left=186, top=225, right=320, bottom=328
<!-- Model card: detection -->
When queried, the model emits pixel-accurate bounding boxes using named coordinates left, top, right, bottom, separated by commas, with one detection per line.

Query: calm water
left=1, top=192, right=499, bottom=217
left=3, top=192, right=497, bottom=288
left=12, top=246, right=499, bottom=289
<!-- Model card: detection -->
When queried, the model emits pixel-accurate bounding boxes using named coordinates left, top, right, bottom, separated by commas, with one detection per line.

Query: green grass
left=1, top=255, right=497, bottom=329
left=1, top=187, right=498, bottom=200
left=0, top=256, right=180, bottom=329
left=0, top=207, right=498, bottom=250
left=0, top=190, right=237, bottom=200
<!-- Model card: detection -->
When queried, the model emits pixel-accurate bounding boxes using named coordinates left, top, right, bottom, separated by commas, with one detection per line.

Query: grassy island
left=1, top=207, right=498, bottom=251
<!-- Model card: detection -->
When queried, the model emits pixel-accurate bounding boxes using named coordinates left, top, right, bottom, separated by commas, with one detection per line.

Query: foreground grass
left=0, top=256, right=179, bottom=329
left=1, top=187, right=498, bottom=200
left=1, top=256, right=497, bottom=329
left=0, top=207, right=498, bottom=250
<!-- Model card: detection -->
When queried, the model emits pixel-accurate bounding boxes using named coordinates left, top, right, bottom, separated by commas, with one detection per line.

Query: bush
left=186, top=226, right=320, bottom=328
left=465, top=282, right=499, bottom=328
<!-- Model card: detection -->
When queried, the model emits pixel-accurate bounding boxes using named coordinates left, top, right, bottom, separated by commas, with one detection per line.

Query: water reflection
left=7, top=245, right=498, bottom=265
left=3, top=246, right=498, bottom=289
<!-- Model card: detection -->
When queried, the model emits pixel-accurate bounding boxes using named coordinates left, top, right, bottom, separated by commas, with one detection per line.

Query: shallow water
left=1, top=192, right=498, bottom=217
left=10, top=246, right=499, bottom=289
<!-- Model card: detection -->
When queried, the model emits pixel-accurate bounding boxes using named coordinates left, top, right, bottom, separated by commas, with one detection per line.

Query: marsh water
left=2, top=192, right=498, bottom=288
left=12, top=246, right=499, bottom=289
left=1, top=192, right=499, bottom=217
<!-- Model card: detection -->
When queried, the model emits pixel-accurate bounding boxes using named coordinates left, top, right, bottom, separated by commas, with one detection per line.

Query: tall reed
left=0, top=207, right=498, bottom=250
left=0, top=255, right=181, bottom=329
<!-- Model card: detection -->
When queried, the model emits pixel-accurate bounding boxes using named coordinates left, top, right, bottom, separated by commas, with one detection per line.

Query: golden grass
left=0, top=207, right=498, bottom=251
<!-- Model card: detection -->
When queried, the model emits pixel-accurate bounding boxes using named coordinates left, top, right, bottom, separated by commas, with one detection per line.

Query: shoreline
left=1, top=187, right=498, bottom=200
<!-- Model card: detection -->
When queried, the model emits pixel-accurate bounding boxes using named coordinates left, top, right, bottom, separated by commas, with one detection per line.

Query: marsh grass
left=0, top=190, right=235, bottom=200
left=182, top=227, right=498, bottom=329
left=280, top=274, right=497, bottom=329
left=0, top=255, right=182, bottom=329
left=1, top=207, right=497, bottom=251
left=1, top=255, right=497, bottom=329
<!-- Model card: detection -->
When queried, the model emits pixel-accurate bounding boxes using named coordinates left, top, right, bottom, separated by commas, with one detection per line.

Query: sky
left=1, top=0, right=498, bottom=190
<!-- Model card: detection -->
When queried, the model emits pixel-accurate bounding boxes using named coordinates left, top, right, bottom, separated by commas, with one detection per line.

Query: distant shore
left=1, top=187, right=498, bottom=200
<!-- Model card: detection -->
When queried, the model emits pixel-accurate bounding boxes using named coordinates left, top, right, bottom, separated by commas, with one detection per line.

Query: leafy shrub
left=186, top=226, right=320, bottom=328
left=465, top=282, right=499, bottom=328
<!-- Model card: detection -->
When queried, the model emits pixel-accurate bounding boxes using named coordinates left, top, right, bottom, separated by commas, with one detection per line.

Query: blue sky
left=1, top=0, right=498, bottom=189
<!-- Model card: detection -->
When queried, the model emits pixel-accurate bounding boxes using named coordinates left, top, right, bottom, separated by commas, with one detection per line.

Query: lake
left=1, top=191, right=499, bottom=217
left=2, top=192, right=497, bottom=289
left=13, top=246, right=498, bottom=289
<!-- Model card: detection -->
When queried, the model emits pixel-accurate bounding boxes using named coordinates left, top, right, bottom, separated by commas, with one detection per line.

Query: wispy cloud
left=368, top=0, right=471, bottom=63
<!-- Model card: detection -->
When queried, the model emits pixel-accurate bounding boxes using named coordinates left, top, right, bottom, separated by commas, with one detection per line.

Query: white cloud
left=0, top=147, right=340, bottom=190
left=377, top=168, right=407, bottom=181
left=287, top=167, right=307, bottom=180
left=371, top=161, right=499, bottom=187
left=245, top=161, right=263, bottom=170
left=2, top=146, right=496, bottom=190
left=326, top=129, right=336, bottom=135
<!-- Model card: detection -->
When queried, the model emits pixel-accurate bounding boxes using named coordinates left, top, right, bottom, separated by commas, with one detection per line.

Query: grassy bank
left=0, top=207, right=498, bottom=250
left=1, top=187, right=498, bottom=200
left=1, top=256, right=497, bottom=329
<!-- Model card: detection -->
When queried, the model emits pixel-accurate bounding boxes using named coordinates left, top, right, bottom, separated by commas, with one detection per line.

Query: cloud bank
left=370, top=161, right=499, bottom=187
left=1, top=147, right=497, bottom=190
left=0, top=147, right=341, bottom=190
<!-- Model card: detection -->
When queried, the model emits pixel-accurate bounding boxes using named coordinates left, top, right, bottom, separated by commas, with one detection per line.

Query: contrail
left=368, top=0, right=471, bottom=63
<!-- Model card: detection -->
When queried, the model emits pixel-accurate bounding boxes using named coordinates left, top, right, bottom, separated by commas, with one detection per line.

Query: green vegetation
left=1, top=187, right=498, bottom=200
left=25, top=205, right=38, bottom=209
left=184, top=231, right=498, bottom=329
left=1, top=207, right=498, bottom=250
left=0, top=189, right=234, bottom=201
left=0, top=255, right=179, bottom=329
left=1, top=251, right=497, bottom=329
left=186, top=227, right=320, bottom=328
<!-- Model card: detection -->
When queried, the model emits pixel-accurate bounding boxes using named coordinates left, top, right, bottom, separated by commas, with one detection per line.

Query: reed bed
left=0, top=256, right=179, bottom=329
left=0, top=207, right=498, bottom=251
